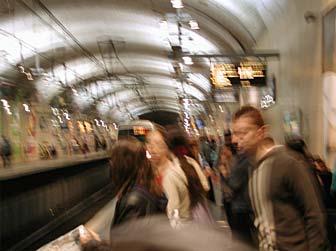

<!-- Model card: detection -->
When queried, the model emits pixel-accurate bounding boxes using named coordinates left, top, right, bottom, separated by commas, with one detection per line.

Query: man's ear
left=259, top=124, right=269, bottom=138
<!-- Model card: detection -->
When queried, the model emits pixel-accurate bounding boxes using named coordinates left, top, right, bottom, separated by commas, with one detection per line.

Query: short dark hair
left=285, top=136, right=307, bottom=155
left=233, top=105, right=265, bottom=128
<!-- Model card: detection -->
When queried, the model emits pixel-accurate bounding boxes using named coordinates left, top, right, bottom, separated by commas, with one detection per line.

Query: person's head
left=109, top=137, right=158, bottom=196
left=189, top=139, right=200, bottom=158
left=165, top=126, right=195, bottom=160
left=285, top=136, right=308, bottom=156
left=220, top=144, right=234, bottom=160
left=232, top=105, right=266, bottom=155
left=145, top=127, right=170, bottom=167
left=165, top=127, right=204, bottom=207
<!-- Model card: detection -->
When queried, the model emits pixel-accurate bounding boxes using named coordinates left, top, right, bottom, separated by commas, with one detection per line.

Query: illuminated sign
left=210, top=62, right=266, bottom=88
left=133, top=126, right=148, bottom=135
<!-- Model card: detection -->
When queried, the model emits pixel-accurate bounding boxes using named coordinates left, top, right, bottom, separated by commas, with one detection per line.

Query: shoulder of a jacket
left=265, top=147, right=302, bottom=170
left=276, top=147, right=301, bottom=162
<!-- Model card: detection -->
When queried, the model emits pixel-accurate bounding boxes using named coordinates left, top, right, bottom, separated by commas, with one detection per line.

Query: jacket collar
left=257, top=145, right=284, bottom=165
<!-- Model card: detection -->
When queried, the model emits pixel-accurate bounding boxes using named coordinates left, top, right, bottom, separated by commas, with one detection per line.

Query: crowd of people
left=79, top=105, right=335, bottom=251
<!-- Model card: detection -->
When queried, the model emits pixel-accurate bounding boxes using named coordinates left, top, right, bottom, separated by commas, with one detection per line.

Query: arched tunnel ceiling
left=0, top=0, right=288, bottom=122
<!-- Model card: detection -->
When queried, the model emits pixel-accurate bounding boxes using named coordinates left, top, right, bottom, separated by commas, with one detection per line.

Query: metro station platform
left=0, top=151, right=109, bottom=180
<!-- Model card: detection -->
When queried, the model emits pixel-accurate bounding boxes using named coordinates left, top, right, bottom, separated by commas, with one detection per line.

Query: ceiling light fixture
left=23, top=104, right=31, bottom=112
left=94, top=119, right=100, bottom=126
left=182, top=56, right=193, bottom=65
left=171, top=0, right=183, bottom=9
left=189, top=20, right=199, bottom=30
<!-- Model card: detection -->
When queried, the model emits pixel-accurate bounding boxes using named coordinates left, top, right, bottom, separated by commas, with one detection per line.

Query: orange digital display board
left=210, top=62, right=266, bottom=88
left=133, top=126, right=148, bottom=135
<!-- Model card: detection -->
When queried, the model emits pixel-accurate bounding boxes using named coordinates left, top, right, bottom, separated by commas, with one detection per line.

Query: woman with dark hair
left=146, top=127, right=210, bottom=224
left=166, top=127, right=210, bottom=209
left=109, top=138, right=165, bottom=227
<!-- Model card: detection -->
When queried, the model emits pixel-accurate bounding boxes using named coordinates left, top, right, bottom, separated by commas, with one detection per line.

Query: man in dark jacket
left=232, top=106, right=329, bottom=251
left=225, top=152, right=255, bottom=247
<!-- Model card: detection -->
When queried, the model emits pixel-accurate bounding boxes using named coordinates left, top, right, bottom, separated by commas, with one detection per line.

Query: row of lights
left=170, top=0, right=200, bottom=29
left=51, top=107, right=71, bottom=124
left=1, top=99, right=12, bottom=115
left=51, top=107, right=119, bottom=131
left=1, top=99, right=32, bottom=115
left=95, top=119, right=119, bottom=131
left=0, top=99, right=119, bottom=133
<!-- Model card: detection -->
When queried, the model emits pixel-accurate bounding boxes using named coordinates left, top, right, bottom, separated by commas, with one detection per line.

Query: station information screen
left=210, top=62, right=266, bottom=88
left=133, top=126, right=148, bottom=135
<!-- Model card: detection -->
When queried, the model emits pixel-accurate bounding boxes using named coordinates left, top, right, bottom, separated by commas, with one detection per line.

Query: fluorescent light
left=23, top=104, right=31, bottom=112
left=57, top=116, right=63, bottom=124
left=94, top=119, right=100, bottom=126
left=64, top=112, right=70, bottom=120
left=189, top=20, right=199, bottom=30
left=182, top=56, right=193, bottom=65
left=171, top=0, right=183, bottom=8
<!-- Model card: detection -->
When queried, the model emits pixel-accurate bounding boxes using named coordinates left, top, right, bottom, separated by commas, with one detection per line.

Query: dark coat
left=226, top=153, right=253, bottom=213
left=112, top=186, right=165, bottom=227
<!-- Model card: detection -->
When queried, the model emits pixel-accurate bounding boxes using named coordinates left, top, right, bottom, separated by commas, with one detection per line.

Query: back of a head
left=233, top=105, right=265, bottom=128
left=109, top=138, right=148, bottom=194
left=165, top=126, right=204, bottom=207
left=165, top=126, right=194, bottom=159
left=285, top=136, right=307, bottom=156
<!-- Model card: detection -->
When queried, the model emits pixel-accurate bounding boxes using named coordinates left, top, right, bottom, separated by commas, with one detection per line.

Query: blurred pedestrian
left=223, top=150, right=255, bottom=247
left=232, top=105, right=329, bottom=251
left=190, top=138, right=216, bottom=202
left=109, top=137, right=165, bottom=228
left=166, top=127, right=214, bottom=226
left=0, top=135, right=12, bottom=167
left=146, top=127, right=210, bottom=225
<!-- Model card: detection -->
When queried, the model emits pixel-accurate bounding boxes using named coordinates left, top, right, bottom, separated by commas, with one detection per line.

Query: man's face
left=232, top=116, right=264, bottom=154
